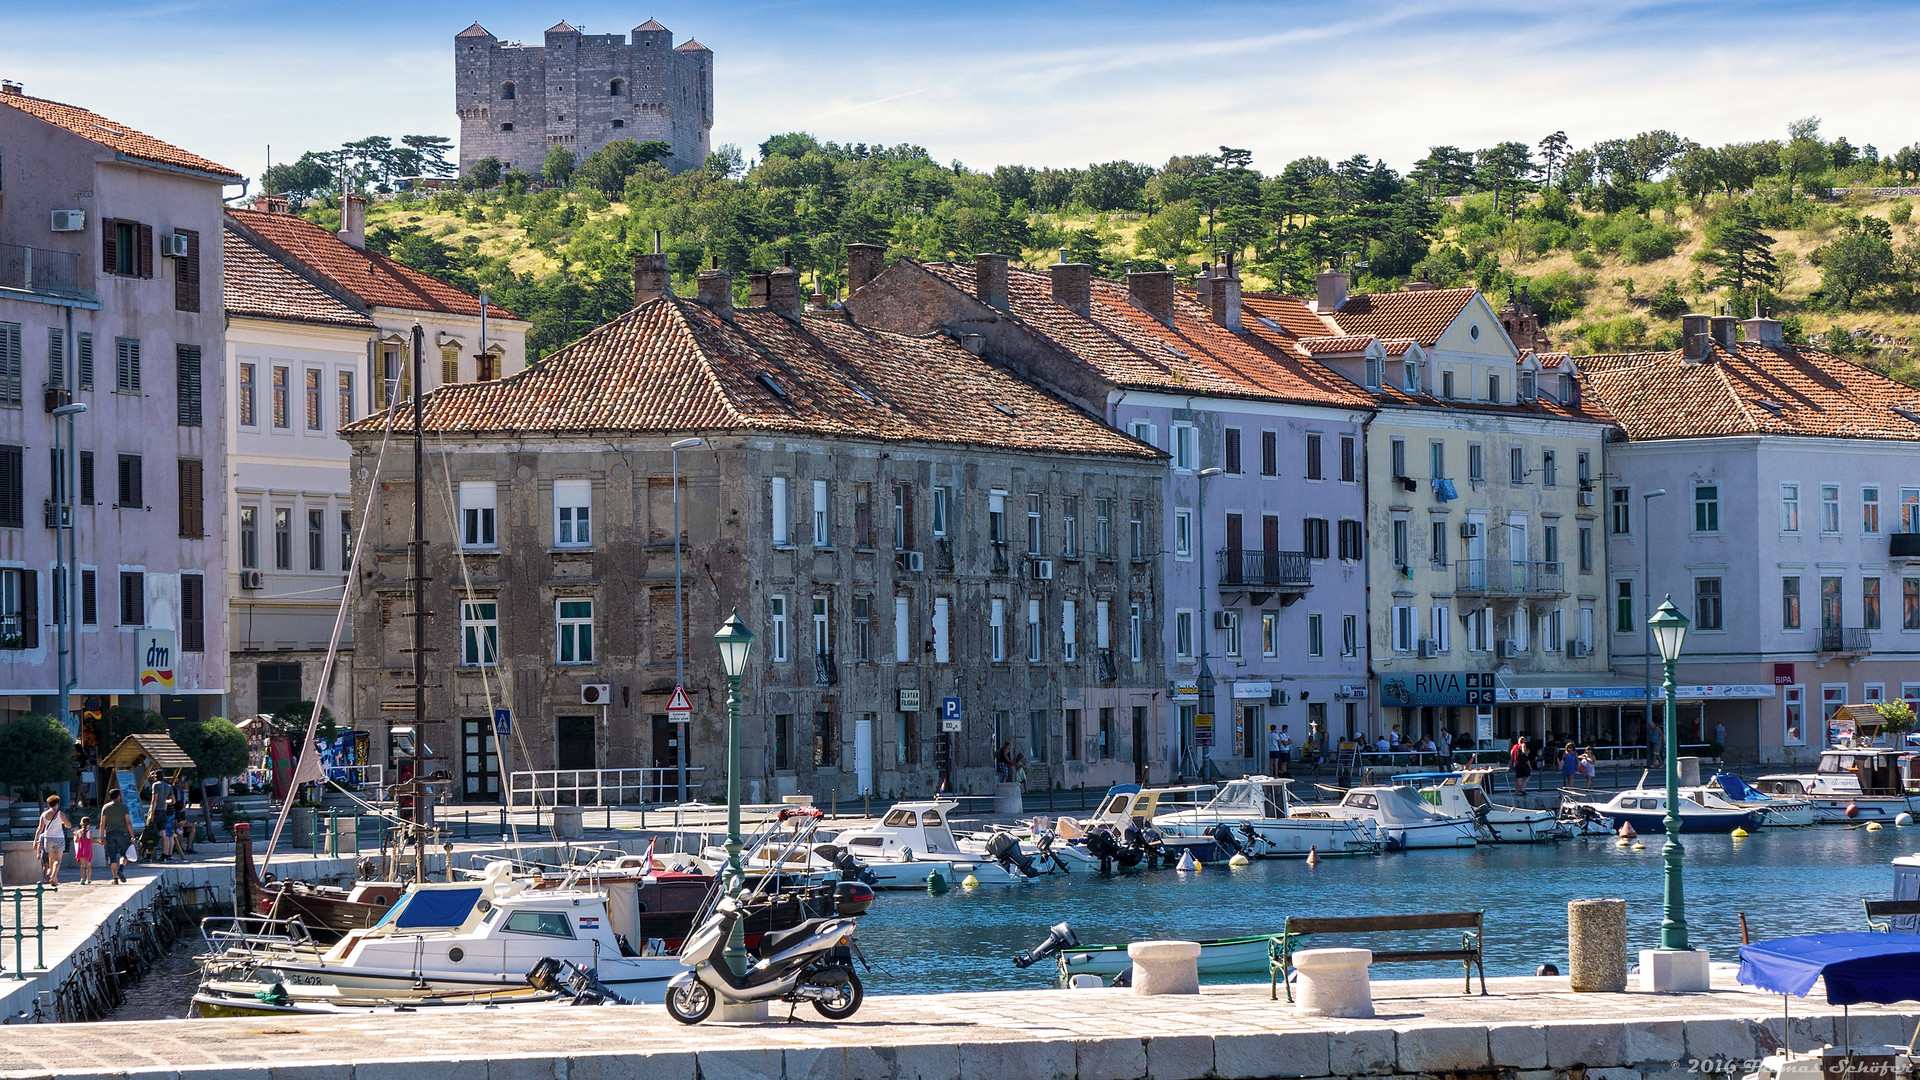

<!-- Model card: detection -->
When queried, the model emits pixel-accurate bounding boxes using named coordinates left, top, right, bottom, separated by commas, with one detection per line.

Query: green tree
left=542, top=146, right=577, bottom=187
left=1537, top=131, right=1570, bottom=188
left=98, top=705, right=166, bottom=758
left=1783, top=116, right=1828, bottom=194
left=575, top=140, right=670, bottom=195
left=401, top=135, right=455, bottom=177
left=263, top=152, right=336, bottom=201
left=270, top=701, right=337, bottom=741
left=1648, top=279, right=1689, bottom=319
left=1475, top=141, right=1535, bottom=219
left=172, top=718, right=251, bottom=782
left=1819, top=227, right=1893, bottom=308
left=1702, top=202, right=1778, bottom=292
left=0, top=716, right=74, bottom=797
left=462, top=156, right=503, bottom=190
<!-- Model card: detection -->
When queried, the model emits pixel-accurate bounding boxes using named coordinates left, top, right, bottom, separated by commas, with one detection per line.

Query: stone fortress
left=454, top=18, right=712, bottom=176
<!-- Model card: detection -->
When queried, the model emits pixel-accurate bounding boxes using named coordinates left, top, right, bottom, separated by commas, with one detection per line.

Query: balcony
left=0, top=242, right=92, bottom=302
left=933, top=538, right=954, bottom=571
left=1819, top=627, right=1871, bottom=656
left=1454, top=558, right=1566, bottom=597
left=814, top=649, right=839, bottom=687
left=1217, top=548, right=1312, bottom=606
left=1891, top=532, right=1920, bottom=560
left=1098, top=648, right=1118, bottom=683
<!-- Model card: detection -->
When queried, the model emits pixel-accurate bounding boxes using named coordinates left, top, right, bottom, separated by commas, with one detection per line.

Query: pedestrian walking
left=74, top=817, right=95, bottom=885
left=100, top=788, right=133, bottom=884
left=1266, top=724, right=1282, bottom=776
left=1510, top=736, right=1533, bottom=795
left=34, top=795, right=70, bottom=887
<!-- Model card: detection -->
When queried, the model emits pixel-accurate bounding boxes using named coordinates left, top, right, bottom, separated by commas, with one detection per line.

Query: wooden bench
left=1270, top=911, right=1486, bottom=1000
left=1863, top=899, right=1920, bottom=933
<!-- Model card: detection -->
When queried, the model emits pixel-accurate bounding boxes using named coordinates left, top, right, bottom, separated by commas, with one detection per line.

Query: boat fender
left=900, top=847, right=914, bottom=862
left=1865, top=821, right=1884, bottom=831
left=1228, top=853, right=1252, bottom=867
left=1630, top=841, right=1645, bottom=850
left=1897, top=813, right=1914, bottom=827
left=1844, top=802, right=1859, bottom=819
left=1068, top=973, right=1104, bottom=989
left=1536, top=963, right=1560, bottom=976
left=1615, top=837, right=1632, bottom=847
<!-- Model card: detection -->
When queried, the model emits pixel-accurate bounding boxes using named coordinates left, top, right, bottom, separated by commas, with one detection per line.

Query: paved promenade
left=2, top=974, right=1914, bottom=1080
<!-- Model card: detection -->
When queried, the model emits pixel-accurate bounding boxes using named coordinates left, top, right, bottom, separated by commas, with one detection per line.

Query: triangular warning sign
left=667, top=685, right=692, bottom=712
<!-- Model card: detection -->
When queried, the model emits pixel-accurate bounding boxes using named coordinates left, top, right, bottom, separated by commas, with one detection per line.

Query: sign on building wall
left=138, top=629, right=176, bottom=692
left=899, top=689, right=922, bottom=712
left=1231, top=680, right=1272, bottom=700
left=1380, top=671, right=1497, bottom=707
left=1173, top=680, right=1200, bottom=702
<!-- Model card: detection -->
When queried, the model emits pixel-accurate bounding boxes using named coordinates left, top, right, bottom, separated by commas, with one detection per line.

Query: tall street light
left=1648, top=596, right=1690, bottom=951
left=52, top=401, right=87, bottom=732
left=670, top=437, right=702, bottom=803
left=712, top=609, right=755, bottom=974
left=1638, top=488, right=1666, bottom=755
left=1195, top=466, right=1223, bottom=778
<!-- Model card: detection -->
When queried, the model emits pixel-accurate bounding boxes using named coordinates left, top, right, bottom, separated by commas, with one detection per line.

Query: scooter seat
left=755, top=917, right=836, bottom=958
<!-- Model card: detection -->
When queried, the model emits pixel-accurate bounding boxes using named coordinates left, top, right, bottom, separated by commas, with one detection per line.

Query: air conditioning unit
left=1417, top=638, right=1439, bottom=659
left=1033, top=559, right=1054, bottom=580
left=580, top=683, right=612, bottom=705
left=1213, top=611, right=1235, bottom=630
left=898, top=550, right=925, bottom=572
left=239, top=570, right=263, bottom=590
left=50, top=210, right=85, bottom=233
left=1568, top=640, right=1590, bottom=658
left=1269, top=689, right=1289, bottom=706
left=1496, top=638, right=1520, bottom=658
left=161, top=233, right=190, bottom=257
left=1577, top=489, right=1596, bottom=506
left=1460, top=522, right=1481, bottom=539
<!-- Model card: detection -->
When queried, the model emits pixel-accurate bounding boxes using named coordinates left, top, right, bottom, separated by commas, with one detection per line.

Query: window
left=238, top=363, right=256, bottom=426
left=1391, top=515, right=1409, bottom=568
left=895, top=596, right=912, bottom=663
left=1306, top=613, right=1324, bottom=658
left=103, top=219, right=151, bottom=278
left=500, top=122, right=514, bottom=132
left=812, top=479, right=830, bottom=546
left=274, top=508, right=292, bottom=570
left=812, top=596, right=831, bottom=661
left=1431, top=441, right=1446, bottom=480
left=1822, top=575, right=1843, bottom=630
left=1864, top=486, right=1882, bottom=534
left=1821, top=484, right=1841, bottom=533
left=1404, top=361, right=1420, bottom=393
left=893, top=484, right=913, bottom=549
left=1543, top=524, right=1559, bottom=566
left=1129, top=501, right=1144, bottom=560
left=502, top=81, right=516, bottom=100
left=853, top=483, right=873, bottom=547
left=441, top=346, right=460, bottom=386
left=78, top=451, right=93, bottom=505
left=1782, top=685, right=1805, bottom=746
left=1694, top=577, right=1723, bottom=630
left=1095, top=498, right=1110, bottom=556
left=1345, top=613, right=1361, bottom=657
left=1466, top=606, right=1490, bottom=651
left=1130, top=602, right=1143, bottom=662
left=1611, top=488, right=1632, bottom=534
left=554, top=479, right=591, bottom=547
left=557, top=599, right=594, bottom=662
left=1823, top=684, right=1848, bottom=728
left=1130, top=419, right=1155, bottom=446
left=1305, top=433, right=1323, bottom=480
left=1061, top=496, right=1078, bottom=557
left=1095, top=599, right=1111, bottom=653
left=988, top=491, right=1007, bottom=547
left=304, top=368, right=321, bottom=430
left=1302, top=517, right=1329, bottom=560
left=934, top=596, right=951, bottom=663
left=340, top=511, right=353, bottom=571
left=1487, top=372, right=1501, bottom=403
left=271, top=365, right=289, bottom=427
left=932, top=486, right=950, bottom=538
left=81, top=569, right=95, bottom=625
left=1392, top=604, right=1415, bottom=652
left=119, top=571, right=143, bottom=626
left=852, top=596, right=873, bottom=662
left=1615, top=579, right=1634, bottom=633
left=1468, top=443, right=1484, bottom=484
left=1261, top=611, right=1278, bottom=657
left=1339, top=435, right=1356, bottom=482
left=1782, top=484, right=1800, bottom=532
left=1509, top=446, right=1524, bottom=485
left=1222, top=611, right=1241, bottom=657
left=503, top=910, right=573, bottom=938
left=1864, top=577, right=1882, bottom=631
left=1695, top=484, right=1720, bottom=532
left=1027, top=598, right=1042, bottom=662
left=1224, top=428, right=1242, bottom=474
left=1366, top=355, right=1384, bottom=388
left=1905, top=488, right=1920, bottom=532
left=770, top=477, right=790, bottom=545
left=177, top=459, right=203, bottom=538
left=1390, top=438, right=1407, bottom=478
left=116, top=453, right=142, bottom=508
left=372, top=341, right=404, bottom=406
left=240, top=506, right=258, bottom=569
left=114, top=337, right=141, bottom=393
left=773, top=715, right=791, bottom=771
left=1340, top=519, right=1365, bottom=561
left=990, top=598, right=1007, bottom=661
left=1578, top=526, right=1593, bottom=573
left=1029, top=710, right=1050, bottom=763
left=1520, top=368, right=1537, bottom=401
left=1026, top=494, right=1043, bottom=554
left=338, top=371, right=354, bottom=426
left=0, top=323, right=18, bottom=407
left=1174, top=610, right=1194, bottom=660
left=1541, top=450, right=1556, bottom=488
left=461, top=602, right=499, bottom=665
left=1174, top=509, right=1193, bottom=559
left=1782, top=576, right=1801, bottom=629
left=76, top=332, right=92, bottom=390
left=1441, top=369, right=1456, bottom=399
left=176, top=345, right=202, bottom=426
left=1171, top=423, right=1195, bottom=470
left=1430, top=519, right=1449, bottom=566
left=307, top=509, right=324, bottom=570
left=1907, top=578, right=1920, bottom=630
left=1261, top=430, right=1278, bottom=476
left=180, top=573, right=204, bottom=652
left=770, top=596, right=789, bottom=662
left=0, top=568, right=30, bottom=647
left=1065, top=709, right=1081, bottom=761
left=460, top=481, right=497, bottom=548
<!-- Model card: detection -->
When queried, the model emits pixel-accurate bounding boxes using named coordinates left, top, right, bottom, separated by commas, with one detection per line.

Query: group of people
left=1508, top=736, right=1599, bottom=794
left=28, top=773, right=197, bottom=888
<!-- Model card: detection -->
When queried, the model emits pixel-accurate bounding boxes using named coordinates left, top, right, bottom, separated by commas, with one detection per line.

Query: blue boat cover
left=1737, top=933, right=1920, bottom=1005
left=392, top=887, right=484, bottom=930
left=1713, top=773, right=1755, bottom=800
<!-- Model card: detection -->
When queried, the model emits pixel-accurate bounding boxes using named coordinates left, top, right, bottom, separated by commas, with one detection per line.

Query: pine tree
left=1702, top=202, right=1778, bottom=292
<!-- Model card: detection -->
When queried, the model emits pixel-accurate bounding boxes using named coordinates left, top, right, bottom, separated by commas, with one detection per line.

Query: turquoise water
left=852, top=826, right=1918, bottom=994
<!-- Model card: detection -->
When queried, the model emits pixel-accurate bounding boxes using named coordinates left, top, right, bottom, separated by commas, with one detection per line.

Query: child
left=74, top=817, right=95, bottom=885
left=160, top=801, right=178, bottom=862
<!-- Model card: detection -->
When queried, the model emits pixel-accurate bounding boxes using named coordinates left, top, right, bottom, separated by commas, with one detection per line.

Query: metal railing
left=1218, top=548, right=1312, bottom=589
left=1891, top=532, right=1920, bottom=559
left=814, top=648, right=838, bottom=686
left=991, top=542, right=1010, bottom=573
left=1820, top=627, right=1871, bottom=654
left=1, top=884, right=56, bottom=979
left=507, top=766, right=709, bottom=807
left=0, top=242, right=90, bottom=300
left=1455, top=558, right=1565, bottom=595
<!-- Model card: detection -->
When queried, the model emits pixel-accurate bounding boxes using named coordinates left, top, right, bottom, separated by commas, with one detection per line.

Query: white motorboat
left=1016, top=785, right=1227, bottom=869
left=828, top=800, right=1055, bottom=886
left=1753, top=744, right=1920, bottom=823
left=1152, top=777, right=1382, bottom=857
left=1686, top=774, right=1815, bottom=828
left=1303, top=784, right=1478, bottom=849
left=1565, top=787, right=1765, bottom=834
left=1399, top=770, right=1564, bottom=843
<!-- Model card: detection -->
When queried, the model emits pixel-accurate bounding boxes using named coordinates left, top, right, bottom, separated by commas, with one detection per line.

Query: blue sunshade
left=1737, top=933, right=1920, bottom=1006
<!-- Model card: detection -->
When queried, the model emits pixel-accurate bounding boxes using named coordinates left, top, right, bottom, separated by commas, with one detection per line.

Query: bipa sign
left=138, top=630, right=177, bottom=691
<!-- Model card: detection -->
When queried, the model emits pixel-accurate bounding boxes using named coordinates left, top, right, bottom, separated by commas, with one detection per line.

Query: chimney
left=846, top=243, right=884, bottom=294
left=1209, top=262, right=1243, bottom=332
left=748, top=270, right=771, bottom=308
left=633, top=251, right=672, bottom=306
left=257, top=194, right=290, bottom=215
left=1127, top=268, right=1175, bottom=326
left=337, top=194, right=367, bottom=250
left=1316, top=268, right=1349, bottom=313
left=695, top=264, right=732, bottom=319
left=1406, top=274, right=1436, bottom=293
left=1050, top=257, right=1092, bottom=317
left=1709, top=315, right=1738, bottom=349
left=767, top=263, right=801, bottom=319
left=973, top=253, right=1009, bottom=312
left=1680, top=313, right=1711, bottom=362
left=1194, top=263, right=1214, bottom=313
left=1742, top=316, right=1785, bottom=347
left=0, top=81, right=21, bottom=96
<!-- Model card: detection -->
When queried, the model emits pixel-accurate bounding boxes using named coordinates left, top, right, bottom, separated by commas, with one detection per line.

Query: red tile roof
left=223, top=227, right=376, bottom=330
left=0, top=90, right=239, bottom=180
left=1579, top=343, right=1920, bottom=442
left=226, top=208, right=515, bottom=320
left=920, top=263, right=1372, bottom=410
left=1319, top=287, right=1478, bottom=346
left=635, top=19, right=668, bottom=31
left=343, top=296, right=1159, bottom=461
left=1242, top=293, right=1341, bottom=339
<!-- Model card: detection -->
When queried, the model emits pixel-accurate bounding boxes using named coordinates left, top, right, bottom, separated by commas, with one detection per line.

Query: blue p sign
left=941, top=697, right=962, bottom=721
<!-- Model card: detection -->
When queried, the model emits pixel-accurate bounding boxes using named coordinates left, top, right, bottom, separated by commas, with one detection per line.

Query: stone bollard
left=993, top=782, right=1024, bottom=815
left=1127, top=940, right=1201, bottom=995
left=1292, top=947, right=1374, bottom=1018
left=551, top=805, right=584, bottom=841
left=1567, top=898, right=1629, bottom=992
left=1677, top=756, right=1701, bottom=786
left=1, top=840, right=40, bottom=885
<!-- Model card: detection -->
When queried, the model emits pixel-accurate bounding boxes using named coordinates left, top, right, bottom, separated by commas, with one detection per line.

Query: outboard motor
left=1012, top=922, right=1078, bottom=969
left=984, top=832, right=1039, bottom=878
left=1210, top=822, right=1242, bottom=858
left=1124, top=820, right=1168, bottom=868
left=1083, top=827, right=1120, bottom=873
left=817, top=843, right=878, bottom=886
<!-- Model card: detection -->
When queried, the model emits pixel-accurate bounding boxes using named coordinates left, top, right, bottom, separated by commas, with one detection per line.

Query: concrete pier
left=2, top=974, right=1913, bottom=1080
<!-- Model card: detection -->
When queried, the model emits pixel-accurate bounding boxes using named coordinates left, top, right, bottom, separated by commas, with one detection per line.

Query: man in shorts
left=100, top=788, right=133, bottom=885
left=1277, top=724, right=1293, bottom=776
left=1266, top=725, right=1282, bottom=776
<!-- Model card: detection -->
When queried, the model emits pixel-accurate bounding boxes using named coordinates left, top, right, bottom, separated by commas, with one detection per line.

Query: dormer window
left=1519, top=369, right=1537, bottom=402
left=1404, top=361, right=1420, bottom=394
left=1364, top=357, right=1383, bottom=389
left=1441, top=369, right=1456, bottom=400
left=1559, top=373, right=1573, bottom=402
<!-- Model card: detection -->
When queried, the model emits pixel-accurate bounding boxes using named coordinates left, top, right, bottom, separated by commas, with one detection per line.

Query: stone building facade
left=341, top=255, right=1163, bottom=804
left=454, top=19, right=712, bottom=176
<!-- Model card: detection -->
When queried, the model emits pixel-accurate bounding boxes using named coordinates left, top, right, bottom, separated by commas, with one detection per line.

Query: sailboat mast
left=410, top=320, right=429, bottom=879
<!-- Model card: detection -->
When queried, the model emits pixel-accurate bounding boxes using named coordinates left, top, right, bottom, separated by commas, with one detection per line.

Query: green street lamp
left=1648, top=596, right=1690, bottom=952
left=713, top=609, right=755, bottom=977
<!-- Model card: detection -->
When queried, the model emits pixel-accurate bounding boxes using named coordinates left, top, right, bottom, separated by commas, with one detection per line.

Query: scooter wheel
left=811, top=971, right=863, bottom=1020
left=665, top=981, right=716, bottom=1025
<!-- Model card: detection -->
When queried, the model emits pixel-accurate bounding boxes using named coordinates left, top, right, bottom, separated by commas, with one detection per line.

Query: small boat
left=1059, top=934, right=1276, bottom=978
left=1569, top=787, right=1765, bottom=834
left=1398, top=770, right=1565, bottom=844
left=1685, top=774, right=1815, bottom=828
left=1152, top=777, right=1382, bottom=857
left=1305, top=784, right=1478, bottom=849
left=193, top=956, right=624, bottom=1017
left=1753, top=743, right=1920, bottom=823
left=827, top=799, right=1059, bottom=885
left=1025, top=785, right=1227, bottom=869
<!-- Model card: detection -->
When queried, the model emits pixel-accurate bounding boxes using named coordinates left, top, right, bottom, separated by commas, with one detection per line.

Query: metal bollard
left=11, top=888, right=22, bottom=980
left=499, top=806, right=507, bottom=837
left=34, top=884, right=46, bottom=970
left=464, top=811, right=472, bottom=840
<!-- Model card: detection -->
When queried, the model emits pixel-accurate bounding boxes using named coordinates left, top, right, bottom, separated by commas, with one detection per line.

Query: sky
left=3, top=0, right=1918, bottom=187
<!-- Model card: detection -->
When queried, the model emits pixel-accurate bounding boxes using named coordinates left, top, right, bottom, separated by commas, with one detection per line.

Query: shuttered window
left=0, top=321, right=20, bottom=406
left=117, top=453, right=142, bottom=508
left=79, top=451, right=94, bottom=505
left=173, top=228, right=200, bottom=312
left=104, top=220, right=153, bottom=277
left=47, top=328, right=63, bottom=386
left=119, top=571, right=143, bottom=626
left=81, top=569, right=96, bottom=625
left=176, top=344, right=201, bottom=426
left=0, top=444, right=22, bottom=528
left=12, top=568, right=36, bottom=649
left=177, top=459, right=203, bottom=538
left=76, top=332, right=93, bottom=389
left=114, top=337, right=140, bottom=392
left=180, top=573, right=205, bottom=651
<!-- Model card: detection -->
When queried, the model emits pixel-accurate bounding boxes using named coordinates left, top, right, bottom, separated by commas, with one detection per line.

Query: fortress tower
left=454, top=19, right=713, bottom=176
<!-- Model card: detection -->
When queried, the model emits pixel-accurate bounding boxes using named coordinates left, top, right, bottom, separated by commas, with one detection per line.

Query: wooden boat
left=1059, top=934, right=1276, bottom=977
left=232, top=823, right=398, bottom=943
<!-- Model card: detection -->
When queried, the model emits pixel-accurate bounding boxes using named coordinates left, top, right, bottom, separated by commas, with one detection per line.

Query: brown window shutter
left=0, top=444, right=21, bottom=529
left=175, top=229, right=201, bottom=312
left=178, top=458, right=203, bottom=538
left=181, top=574, right=205, bottom=652
left=19, top=567, right=37, bottom=650
left=137, top=223, right=153, bottom=278
left=102, top=221, right=119, bottom=276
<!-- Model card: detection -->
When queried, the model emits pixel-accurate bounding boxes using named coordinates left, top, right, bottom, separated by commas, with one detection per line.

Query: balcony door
left=1261, top=514, right=1280, bottom=582
left=1225, top=513, right=1244, bottom=583
left=1821, top=576, right=1843, bottom=630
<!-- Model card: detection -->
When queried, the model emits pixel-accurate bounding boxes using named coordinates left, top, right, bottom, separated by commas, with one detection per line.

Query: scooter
left=664, top=894, right=865, bottom=1024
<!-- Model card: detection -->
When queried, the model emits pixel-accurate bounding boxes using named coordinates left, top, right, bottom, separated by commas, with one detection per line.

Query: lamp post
left=712, top=609, right=755, bottom=976
left=1639, top=488, right=1667, bottom=755
left=52, top=402, right=86, bottom=731
left=670, top=437, right=702, bottom=804
left=1194, top=466, right=1223, bottom=778
left=1648, top=596, right=1690, bottom=952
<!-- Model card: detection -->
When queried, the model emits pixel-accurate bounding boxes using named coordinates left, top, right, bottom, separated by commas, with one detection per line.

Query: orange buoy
left=1845, top=801, right=1859, bottom=819
left=1618, top=821, right=1637, bottom=839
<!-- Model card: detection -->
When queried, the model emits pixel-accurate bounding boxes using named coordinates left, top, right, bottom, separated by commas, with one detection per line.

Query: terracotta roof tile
left=1580, top=343, right=1920, bottom=442
left=1295, top=334, right=1377, bottom=355
left=1537, top=351, right=1573, bottom=370
left=343, top=296, right=1158, bottom=461
left=226, top=208, right=514, bottom=320
left=675, top=39, right=711, bottom=52
left=635, top=19, right=668, bottom=31
left=223, top=227, right=376, bottom=330
left=1242, top=293, right=1341, bottom=339
left=1318, top=287, right=1477, bottom=345
left=0, top=90, right=239, bottom=180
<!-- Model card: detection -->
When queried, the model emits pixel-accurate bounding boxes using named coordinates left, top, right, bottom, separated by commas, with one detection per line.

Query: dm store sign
left=138, top=630, right=177, bottom=692
left=1380, top=671, right=1497, bottom=708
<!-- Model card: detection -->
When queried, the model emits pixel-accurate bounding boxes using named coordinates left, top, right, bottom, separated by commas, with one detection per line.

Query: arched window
left=609, top=79, right=623, bottom=96
left=501, top=82, right=516, bottom=100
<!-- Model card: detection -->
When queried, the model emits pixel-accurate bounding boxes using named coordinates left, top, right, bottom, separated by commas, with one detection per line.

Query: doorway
left=460, top=717, right=500, bottom=804
left=853, top=715, right=874, bottom=794
left=1132, top=705, right=1149, bottom=783
left=649, top=713, right=676, bottom=802
left=556, top=715, right=595, bottom=771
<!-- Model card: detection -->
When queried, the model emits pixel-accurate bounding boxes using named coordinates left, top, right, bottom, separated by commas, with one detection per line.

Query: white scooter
left=664, top=894, right=865, bottom=1023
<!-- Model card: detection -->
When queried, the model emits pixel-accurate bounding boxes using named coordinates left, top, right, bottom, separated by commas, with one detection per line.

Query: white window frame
left=1820, top=483, right=1841, bottom=535
left=990, top=598, right=1007, bottom=661
left=1174, top=509, right=1193, bottom=560
left=1346, top=612, right=1363, bottom=657
left=1694, top=482, right=1721, bottom=534
left=1222, top=611, right=1241, bottom=657
left=1063, top=598, right=1078, bottom=662
left=1130, top=419, right=1156, bottom=448
left=1429, top=606, right=1449, bottom=653
left=461, top=600, right=499, bottom=667
left=553, top=479, right=592, bottom=548
left=1782, top=684, right=1805, bottom=746
left=1780, top=483, right=1800, bottom=533
left=770, top=595, right=790, bottom=662
left=459, top=481, right=497, bottom=549
left=556, top=598, right=594, bottom=664
left=1174, top=609, right=1194, bottom=660
left=931, top=486, right=949, bottom=537
left=1130, top=602, right=1144, bottom=663
left=1095, top=599, right=1111, bottom=651
left=1027, top=598, right=1043, bottom=663
left=894, top=596, right=912, bottom=663
left=1863, top=485, right=1882, bottom=535
left=1262, top=612, right=1278, bottom=658
left=1392, top=604, right=1415, bottom=653
left=771, top=477, right=791, bottom=546
left=1170, top=422, right=1195, bottom=471
left=812, top=479, right=830, bottom=547
left=1306, top=612, right=1324, bottom=659
left=933, top=597, right=951, bottom=663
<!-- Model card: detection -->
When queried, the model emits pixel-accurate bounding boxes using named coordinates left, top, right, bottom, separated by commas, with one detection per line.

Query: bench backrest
left=1864, top=900, right=1920, bottom=916
left=1286, top=911, right=1483, bottom=935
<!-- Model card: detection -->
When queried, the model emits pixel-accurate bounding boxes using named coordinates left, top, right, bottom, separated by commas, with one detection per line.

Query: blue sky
left=4, top=1, right=1917, bottom=186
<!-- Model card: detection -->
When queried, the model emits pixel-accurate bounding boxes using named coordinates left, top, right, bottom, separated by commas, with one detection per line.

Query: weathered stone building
left=454, top=20, right=712, bottom=176
left=341, top=253, right=1164, bottom=803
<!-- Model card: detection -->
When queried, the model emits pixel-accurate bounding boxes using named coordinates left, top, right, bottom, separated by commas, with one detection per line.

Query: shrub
left=1572, top=250, right=1601, bottom=269
left=0, top=716, right=75, bottom=797
left=1891, top=199, right=1913, bottom=226
left=1648, top=279, right=1689, bottom=319
left=1620, top=224, right=1686, bottom=264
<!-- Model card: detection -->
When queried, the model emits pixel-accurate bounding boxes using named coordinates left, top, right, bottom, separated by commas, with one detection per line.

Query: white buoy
left=1228, top=853, right=1252, bottom=867
left=1176, top=850, right=1198, bottom=872
left=1896, top=813, right=1913, bottom=827
left=1305, top=846, right=1321, bottom=867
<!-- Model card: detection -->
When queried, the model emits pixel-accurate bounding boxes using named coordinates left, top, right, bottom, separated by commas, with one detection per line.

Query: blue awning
left=1737, top=933, right=1920, bottom=1005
